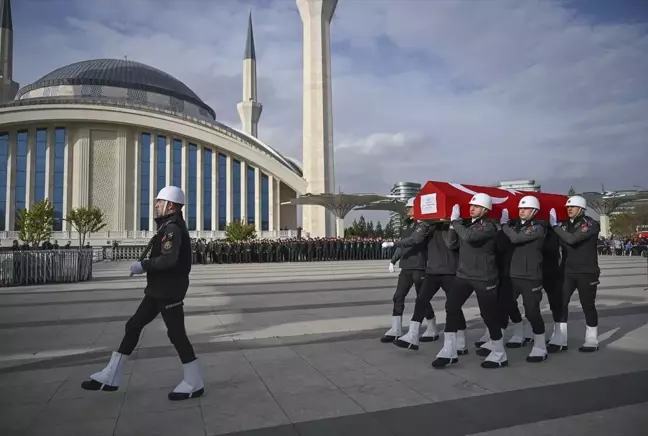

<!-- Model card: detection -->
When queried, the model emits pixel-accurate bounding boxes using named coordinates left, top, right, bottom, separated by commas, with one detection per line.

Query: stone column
left=180, top=139, right=189, bottom=194
left=133, top=130, right=140, bottom=230
left=72, top=128, right=90, bottom=208
left=44, top=127, right=55, bottom=201
left=226, top=155, right=233, bottom=225
left=149, top=134, right=157, bottom=231
left=25, top=128, right=36, bottom=208
left=4, top=130, right=16, bottom=231
left=212, top=150, right=218, bottom=231
left=254, top=168, right=261, bottom=232
left=240, top=160, right=247, bottom=224
left=165, top=136, right=172, bottom=187
left=62, top=126, right=72, bottom=230
left=599, top=214, right=611, bottom=239
left=114, top=129, right=128, bottom=231
left=274, top=178, right=281, bottom=231
left=195, top=144, right=203, bottom=231
left=268, top=174, right=275, bottom=231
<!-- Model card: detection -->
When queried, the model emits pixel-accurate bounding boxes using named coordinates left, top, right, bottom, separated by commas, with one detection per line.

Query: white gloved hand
left=130, top=262, right=145, bottom=275
left=500, top=208, right=509, bottom=225
left=388, top=263, right=395, bottom=273
left=549, top=208, right=558, bottom=227
left=382, top=241, right=394, bottom=248
left=450, top=204, right=461, bottom=221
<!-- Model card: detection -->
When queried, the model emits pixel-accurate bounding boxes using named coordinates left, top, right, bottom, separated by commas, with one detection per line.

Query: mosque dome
left=16, top=58, right=216, bottom=120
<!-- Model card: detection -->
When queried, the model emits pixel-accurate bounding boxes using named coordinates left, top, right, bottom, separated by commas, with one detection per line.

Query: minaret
left=0, top=0, right=19, bottom=102
left=236, top=11, right=262, bottom=138
left=296, top=0, right=337, bottom=238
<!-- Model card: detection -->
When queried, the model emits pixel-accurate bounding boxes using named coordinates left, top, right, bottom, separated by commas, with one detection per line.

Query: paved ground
left=0, top=257, right=647, bottom=436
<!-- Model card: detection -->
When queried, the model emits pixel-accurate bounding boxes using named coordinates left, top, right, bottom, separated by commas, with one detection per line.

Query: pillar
left=226, top=155, right=233, bottom=225
left=25, top=128, right=36, bottom=208
left=149, top=133, right=157, bottom=231
left=72, top=128, right=90, bottom=208
left=211, top=150, right=218, bottom=231
left=114, top=129, right=128, bottom=231
left=133, top=130, right=140, bottom=230
left=240, top=160, right=247, bottom=224
left=195, top=144, right=203, bottom=231
left=4, top=130, right=16, bottom=230
left=44, top=127, right=55, bottom=201
left=254, top=168, right=261, bottom=232
left=599, top=214, right=610, bottom=238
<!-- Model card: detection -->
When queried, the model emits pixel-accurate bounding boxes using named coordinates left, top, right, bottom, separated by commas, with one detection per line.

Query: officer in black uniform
left=380, top=198, right=433, bottom=343
left=548, top=195, right=601, bottom=353
left=433, top=193, right=507, bottom=369
left=81, top=186, right=204, bottom=401
left=498, top=196, right=549, bottom=363
left=394, top=221, right=468, bottom=352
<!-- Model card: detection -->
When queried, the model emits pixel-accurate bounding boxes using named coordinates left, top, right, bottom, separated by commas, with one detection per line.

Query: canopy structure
left=580, top=189, right=648, bottom=238
left=282, top=193, right=392, bottom=237
left=355, top=199, right=407, bottom=215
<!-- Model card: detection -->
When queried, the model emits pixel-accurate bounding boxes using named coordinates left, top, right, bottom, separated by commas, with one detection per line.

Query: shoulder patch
left=163, top=240, right=173, bottom=250
left=581, top=224, right=589, bottom=232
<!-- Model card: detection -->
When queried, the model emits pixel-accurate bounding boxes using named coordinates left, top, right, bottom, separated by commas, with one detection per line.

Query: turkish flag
left=413, top=181, right=569, bottom=221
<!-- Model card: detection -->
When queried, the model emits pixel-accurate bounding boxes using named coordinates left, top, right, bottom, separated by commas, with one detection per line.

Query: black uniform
left=411, top=223, right=463, bottom=327
left=542, top=226, right=562, bottom=322
left=117, top=211, right=197, bottom=364
left=390, top=220, right=431, bottom=317
left=553, top=215, right=600, bottom=327
left=445, top=218, right=501, bottom=340
left=498, top=219, right=547, bottom=335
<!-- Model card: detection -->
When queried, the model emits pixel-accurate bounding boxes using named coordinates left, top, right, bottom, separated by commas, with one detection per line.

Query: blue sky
left=8, top=0, right=648, bottom=224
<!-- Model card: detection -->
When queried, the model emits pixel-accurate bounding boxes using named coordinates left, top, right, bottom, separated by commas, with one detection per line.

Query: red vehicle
left=637, top=225, right=648, bottom=238
left=413, top=180, right=569, bottom=221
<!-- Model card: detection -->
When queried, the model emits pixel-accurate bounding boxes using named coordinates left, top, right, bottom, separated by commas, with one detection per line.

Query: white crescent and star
left=448, top=183, right=510, bottom=204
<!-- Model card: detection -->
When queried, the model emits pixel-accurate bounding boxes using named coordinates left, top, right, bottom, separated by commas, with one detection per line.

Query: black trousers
left=118, top=295, right=197, bottom=364
left=446, top=277, right=502, bottom=340
left=559, top=273, right=599, bottom=327
left=502, top=278, right=545, bottom=334
left=412, top=274, right=461, bottom=326
left=543, top=268, right=564, bottom=322
left=392, top=269, right=428, bottom=317
left=498, top=278, right=522, bottom=329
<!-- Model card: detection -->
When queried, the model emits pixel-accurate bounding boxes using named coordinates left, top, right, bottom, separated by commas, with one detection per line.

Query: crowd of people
left=380, top=194, right=605, bottom=369
left=597, top=236, right=647, bottom=256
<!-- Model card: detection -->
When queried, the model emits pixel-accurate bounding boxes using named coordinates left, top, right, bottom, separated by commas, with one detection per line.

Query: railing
left=0, top=229, right=306, bottom=247
left=0, top=249, right=94, bottom=287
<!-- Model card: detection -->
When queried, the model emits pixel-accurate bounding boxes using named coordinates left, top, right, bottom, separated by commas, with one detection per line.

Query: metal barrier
left=0, top=249, right=94, bottom=287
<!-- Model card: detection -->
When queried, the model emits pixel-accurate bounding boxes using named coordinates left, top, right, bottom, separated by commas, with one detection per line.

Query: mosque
left=0, top=0, right=339, bottom=245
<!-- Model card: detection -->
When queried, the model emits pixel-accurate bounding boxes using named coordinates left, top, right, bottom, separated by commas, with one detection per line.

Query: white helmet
left=565, top=195, right=586, bottom=209
left=518, top=195, right=540, bottom=210
left=469, top=193, right=492, bottom=210
left=156, top=186, right=185, bottom=205
left=405, top=197, right=415, bottom=208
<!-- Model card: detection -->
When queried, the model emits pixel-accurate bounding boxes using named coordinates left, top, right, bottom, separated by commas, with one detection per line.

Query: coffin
left=413, top=181, right=569, bottom=221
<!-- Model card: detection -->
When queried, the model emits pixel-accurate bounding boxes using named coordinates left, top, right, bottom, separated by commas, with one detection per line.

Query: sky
left=9, top=0, right=648, bottom=226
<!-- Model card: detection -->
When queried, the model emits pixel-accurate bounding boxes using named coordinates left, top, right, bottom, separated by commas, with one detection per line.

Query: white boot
left=579, top=325, right=599, bottom=352
left=81, top=351, right=128, bottom=391
left=381, top=316, right=402, bottom=343
left=420, top=317, right=440, bottom=342
left=432, top=332, right=459, bottom=368
left=168, top=359, right=205, bottom=401
left=474, top=328, right=490, bottom=348
left=482, top=338, right=508, bottom=368
left=506, top=321, right=526, bottom=348
left=524, top=319, right=534, bottom=343
left=546, top=322, right=557, bottom=344
left=457, top=329, right=468, bottom=355
left=526, top=334, right=548, bottom=363
left=477, top=329, right=504, bottom=356
left=394, top=321, right=421, bottom=350
left=547, top=322, right=568, bottom=353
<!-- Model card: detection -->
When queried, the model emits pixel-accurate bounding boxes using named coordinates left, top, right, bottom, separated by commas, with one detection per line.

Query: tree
left=225, top=220, right=257, bottom=241
left=16, top=199, right=55, bottom=246
left=374, top=221, right=384, bottom=238
left=65, top=206, right=107, bottom=247
left=384, top=221, right=395, bottom=238
left=567, top=186, right=576, bottom=196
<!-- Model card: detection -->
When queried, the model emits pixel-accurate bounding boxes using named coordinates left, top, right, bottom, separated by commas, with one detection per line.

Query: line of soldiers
left=381, top=193, right=600, bottom=369
left=189, top=237, right=398, bottom=264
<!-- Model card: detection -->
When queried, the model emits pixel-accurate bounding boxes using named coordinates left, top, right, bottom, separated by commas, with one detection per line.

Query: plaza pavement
left=0, top=256, right=647, bottom=436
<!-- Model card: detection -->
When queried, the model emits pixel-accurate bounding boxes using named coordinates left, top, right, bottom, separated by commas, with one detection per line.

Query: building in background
left=388, top=181, right=421, bottom=230
left=496, top=180, right=541, bottom=192
left=0, top=2, right=306, bottom=245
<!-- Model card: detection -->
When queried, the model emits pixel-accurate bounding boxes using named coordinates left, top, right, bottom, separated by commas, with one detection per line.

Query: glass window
left=53, top=128, right=66, bottom=231
left=156, top=135, right=166, bottom=193
left=203, top=148, right=212, bottom=231
left=261, top=174, right=269, bottom=231
left=140, top=133, right=151, bottom=230
left=187, top=143, right=197, bottom=230
left=218, top=154, right=227, bottom=230
left=14, top=131, right=28, bottom=229
left=233, top=160, right=241, bottom=222
left=0, top=133, right=7, bottom=231
left=172, top=139, right=182, bottom=188
left=247, top=166, right=255, bottom=226
left=34, top=129, right=47, bottom=203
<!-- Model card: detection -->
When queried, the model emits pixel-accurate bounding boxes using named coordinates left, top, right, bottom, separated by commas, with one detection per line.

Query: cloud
left=11, top=0, right=648, bottom=225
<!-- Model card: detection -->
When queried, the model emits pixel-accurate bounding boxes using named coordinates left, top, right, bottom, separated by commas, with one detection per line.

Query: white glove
left=130, top=262, right=145, bottom=275
left=382, top=241, right=394, bottom=248
left=500, top=208, right=509, bottom=225
left=388, top=263, right=395, bottom=273
left=450, top=204, right=461, bottom=221
left=549, top=208, right=558, bottom=227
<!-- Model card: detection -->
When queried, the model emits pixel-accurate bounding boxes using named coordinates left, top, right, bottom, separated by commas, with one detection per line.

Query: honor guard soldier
left=548, top=196, right=601, bottom=353
left=433, top=194, right=506, bottom=369
left=81, top=186, right=204, bottom=401
left=380, top=198, right=435, bottom=343
left=499, top=196, right=549, bottom=363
